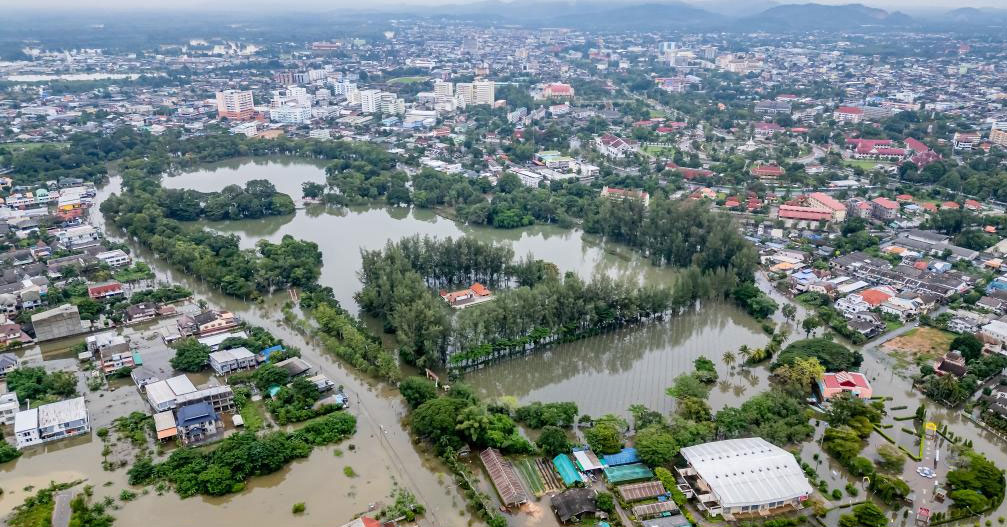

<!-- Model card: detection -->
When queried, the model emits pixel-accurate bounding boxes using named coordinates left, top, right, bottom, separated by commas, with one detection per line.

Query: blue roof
left=602, top=447, right=640, bottom=467
left=552, top=454, right=584, bottom=486
left=176, top=402, right=217, bottom=427
left=260, top=345, right=285, bottom=360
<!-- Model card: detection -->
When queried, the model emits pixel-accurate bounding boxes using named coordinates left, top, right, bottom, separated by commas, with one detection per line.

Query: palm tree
left=722, top=350, right=736, bottom=368
left=738, top=345, right=751, bottom=364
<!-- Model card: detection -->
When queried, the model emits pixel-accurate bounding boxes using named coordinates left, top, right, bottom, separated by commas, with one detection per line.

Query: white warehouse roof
left=679, top=437, right=811, bottom=509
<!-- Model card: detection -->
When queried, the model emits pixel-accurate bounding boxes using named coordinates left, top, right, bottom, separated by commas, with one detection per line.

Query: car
left=917, top=467, right=936, bottom=478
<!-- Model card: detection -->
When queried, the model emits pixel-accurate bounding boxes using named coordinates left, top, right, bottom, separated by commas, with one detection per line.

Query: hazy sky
left=0, top=0, right=1001, bottom=10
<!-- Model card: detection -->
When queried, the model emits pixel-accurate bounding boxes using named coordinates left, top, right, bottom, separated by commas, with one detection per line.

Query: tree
left=775, top=338, right=863, bottom=372
left=536, top=426, right=571, bottom=458
left=170, top=338, right=211, bottom=372
left=253, top=363, right=291, bottom=392
left=781, top=304, right=797, bottom=322
left=666, top=373, right=711, bottom=400
left=634, top=425, right=679, bottom=467
left=629, top=404, right=665, bottom=430
left=0, top=441, right=21, bottom=464
left=852, top=502, right=888, bottom=527
left=722, top=350, right=736, bottom=368
left=949, top=489, right=989, bottom=512
left=950, top=334, right=983, bottom=362
left=771, top=357, right=825, bottom=395
left=875, top=444, right=905, bottom=473
left=802, top=316, right=821, bottom=337
left=410, top=398, right=468, bottom=450
left=399, top=377, right=438, bottom=409
left=596, top=492, right=615, bottom=514
left=584, top=414, right=625, bottom=454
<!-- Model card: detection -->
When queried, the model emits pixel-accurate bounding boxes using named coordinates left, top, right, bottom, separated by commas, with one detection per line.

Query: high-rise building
left=434, top=80, right=453, bottom=99
left=215, top=90, right=255, bottom=120
left=455, top=83, right=474, bottom=107
left=991, top=128, right=1007, bottom=147
left=360, top=89, right=382, bottom=113
left=473, top=80, right=495, bottom=106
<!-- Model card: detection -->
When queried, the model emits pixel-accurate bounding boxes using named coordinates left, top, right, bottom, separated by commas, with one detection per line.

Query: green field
left=2, top=141, right=69, bottom=152
left=642, top=144, right=676, bottom=156
left=514, top=457, right=545, bottom=495
left=387, top=76, right=429, bottom=84
left=844, top=159, right=894, bottom=170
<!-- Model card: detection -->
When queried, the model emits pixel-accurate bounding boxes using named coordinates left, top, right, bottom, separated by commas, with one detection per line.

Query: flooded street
left=4, top=157, right=1005, bottom=526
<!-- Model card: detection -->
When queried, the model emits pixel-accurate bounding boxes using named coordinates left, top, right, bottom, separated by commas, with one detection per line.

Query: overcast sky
left=0, top=0, right=1001, bottom=10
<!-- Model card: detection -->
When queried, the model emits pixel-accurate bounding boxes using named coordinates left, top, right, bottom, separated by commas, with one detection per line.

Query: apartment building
left=215, top=90, right=255, bottom=120
left=14, top=397, right=90, bottom=449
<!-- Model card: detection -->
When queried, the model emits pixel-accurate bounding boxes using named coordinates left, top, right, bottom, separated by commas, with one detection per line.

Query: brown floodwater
left=6, top=157, right=1004, bottom=526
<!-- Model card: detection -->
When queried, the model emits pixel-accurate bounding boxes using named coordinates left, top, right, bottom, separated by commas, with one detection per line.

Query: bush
left=292, top=502, right=306, bottom=514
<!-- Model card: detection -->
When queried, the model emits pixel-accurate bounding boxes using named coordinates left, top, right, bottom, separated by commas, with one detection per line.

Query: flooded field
left=4, top=157, right=1005, bottom=526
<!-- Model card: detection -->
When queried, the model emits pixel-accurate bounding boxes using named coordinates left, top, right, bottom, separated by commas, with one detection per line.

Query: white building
left=270, top=106, right=312, bottom=124
left=0, top=392, right=18, bottom=426
left=95, top=249, right=131, bottom=268
left=980, top=320, right=1007, bottom=350
left=836, top=294, right=871, bottom=317
left=360, top=89, right=382, bottom=113
left=14, top=397, right=90, bottom=449
left=145, top=374, right=198, bottom=412
left=677, top=438, right=812, bottom=520
left=209, top=347, right=257, bottom=375
left=54, top=225, right=99, bottom=249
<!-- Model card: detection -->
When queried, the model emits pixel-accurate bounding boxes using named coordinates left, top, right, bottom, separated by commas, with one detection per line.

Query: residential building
left=595, top=134, right=638, bottom=158
left=125, top=302, right=158, bottom=323
left=208, top=347, right=257, bottom=375
left=991, top=128, right=1007, bottom=147
left=677, top=438, right=812, bottom=520
left=870, top=197, right=900, bottom=220
left=153, top=410, right=177, bottom=441
left=934, top=351, right=968, bottom=377
left=0, top=392, right=18, bottom=426
left=778, top=205, right=832, bottom=222
left=175, top=401, right=221, bottom=444
left=0, top=352, right=19, bottom=377
left=880, top=297, right=919, bottom=321
left=360, top=89, right=382, bottom=113
left=14, top=397, right=90, bottom=449
left=600, top=186, right=650, bottom=207
left=953, top=131, right=980, bottom=151
left=86, top=331, right=135, bottom=373
left=31, top=304, right=82, bottom=342
left=270, top=106, right=312, bottom=124
left=215, top=90, right=255, bottom=120
left=473, top=80, right=495, bottom=105
left=754, top=100, right=792, bottom=115
left=551, top=488, right=599, bottom=524
left=177, top=310, right=239, bottom=337
left=834, top=106, right=864, bottom=124
left=94, top=249, right=130, bottom=268
left=980, top=320, right=1007, bottom=350
left=54, top=225, right=99, bottom=250
left=87, top=281, right=124, bottom=300
left=818, top=372, right=872, bottom=400
left=836, top=294, right=871, bottom=316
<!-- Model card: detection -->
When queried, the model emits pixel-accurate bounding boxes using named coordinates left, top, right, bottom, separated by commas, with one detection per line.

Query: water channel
left=3, top=157, right=1005, bottom=526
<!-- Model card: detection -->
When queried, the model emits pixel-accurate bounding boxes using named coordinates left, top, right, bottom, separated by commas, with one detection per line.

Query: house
left=595, top=134, right=638, bottom=158
left=208, top=347, right=257, bottom=375
left=836, top=294, right=871, bottom=317
left=275, top=357, right=313, bottom=377
left=145, top=374, right=198, bottom=412
left=0, top=352, right=19, bottom=377
left=847, top=312, right=885, bottom=338
left=880, top=297, right=919, bottom=321
left=87, top=281, right=124, bottom=300
left=94, top=250, right=131, bottom=268
left=933, top=351, right=968, bottom=378
left=0, top=392, right=18, bottom=426
left=177, top=310, right=239, bottom=337
left=130, top=366, right=160, bottom=389
left=481, top=448, right=529, bottom=507
left=601, top=186, right=650, bottom=207
left=153, top=410, right=177, bottom=441
left=980, top=320, right=1007, bottom=351
left=175, top=401, right=221, bottom=445
left=125, top=302, right=158, bottom=323
left=677, top=438, right=812, bottom=520
left=14, top=397, right=90, bottom=449
left=551, top=488, right=600, bottom=523
left=53, top=225, right=99, bottom=250
left=818, top=372, right=872, bottom=400
left=440, top=283, right=494, bottom=309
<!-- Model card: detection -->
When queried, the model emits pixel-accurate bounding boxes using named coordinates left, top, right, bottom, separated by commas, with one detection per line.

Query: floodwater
left=6, top=157, right=1006, bottom=526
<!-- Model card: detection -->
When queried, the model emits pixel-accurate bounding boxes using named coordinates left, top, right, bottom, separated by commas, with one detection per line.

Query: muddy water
left=8, top=157, right=1004, bottom=525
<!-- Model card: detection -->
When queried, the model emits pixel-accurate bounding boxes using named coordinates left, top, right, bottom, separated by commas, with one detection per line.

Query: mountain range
left=363, top=1, right=1007, bottom=32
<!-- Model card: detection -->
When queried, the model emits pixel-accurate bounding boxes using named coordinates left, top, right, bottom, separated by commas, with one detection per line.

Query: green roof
left=604, top=463, right=654, bottom=484
left=552, top=454, right=583, bottom=486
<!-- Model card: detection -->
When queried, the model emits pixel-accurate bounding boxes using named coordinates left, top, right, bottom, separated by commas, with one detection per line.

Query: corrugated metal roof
left=604, top=463, right=654, bottom=484
left=553, top=454, right=584, bottom=486
left=602, top=447, right=640, bottom=467
left=480, top=448, right=528, bottom=506
left=618, top=480, right=667, bottom=502
left=632, top=500, right=680, bottom=519
left=679, top=438, right=812, bottom=509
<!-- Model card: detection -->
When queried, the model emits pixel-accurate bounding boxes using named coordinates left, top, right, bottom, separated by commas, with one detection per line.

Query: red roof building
left=964, top=199, right=981, bottom=211
left=895, top=194, right=914, bottom=202
left=820, top=372, right=872, bottom=400
left=88, top=281, right=124, bottom=300
left=751, top=164, right=784, bottom=179
left=860, top=288, right=892, bottom=307
left=941, top=201, right=960, bottom=210
left=778, top=205, right=832, bottom=222
left=905, top=137, right=930, bottom=153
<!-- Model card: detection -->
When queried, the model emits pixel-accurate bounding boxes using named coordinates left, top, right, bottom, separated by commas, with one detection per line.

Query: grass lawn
left=884, top=320, right=904, bottom=332
left=387, top=76, right=428, bottom=84
left=239, top=400, right=266, bottom=432
left=642, top=144, right=675, bottom=156
left=2, top=141, right=69, bottom=152
left=648, top=109, right=666, bottom=118
left=514, top=457, right=545, bottom=495
left=844, top=159, right=895, bottom=170
left=882, top=327, right=954, bottom=371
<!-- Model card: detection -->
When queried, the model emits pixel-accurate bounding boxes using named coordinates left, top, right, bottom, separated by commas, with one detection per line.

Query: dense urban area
left=2, top=3, right=1007, bottom=527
